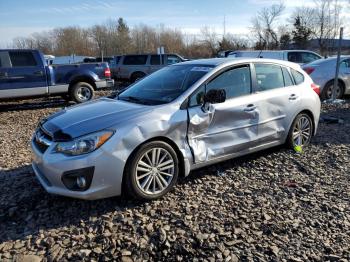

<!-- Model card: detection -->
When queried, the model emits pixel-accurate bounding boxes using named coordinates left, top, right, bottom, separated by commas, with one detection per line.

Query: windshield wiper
left=119, top=96, right=150, bottom=105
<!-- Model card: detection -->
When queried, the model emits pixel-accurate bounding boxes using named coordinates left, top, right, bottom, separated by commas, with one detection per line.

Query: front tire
left=124, top=141, right=179, bottom=200
left=287, top=113, right=313, bottom=149
left=70, top=82, right=94, bottom=103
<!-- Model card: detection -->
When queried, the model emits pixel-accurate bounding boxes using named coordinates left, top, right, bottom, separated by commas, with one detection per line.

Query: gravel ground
left=0, top=92, right=349, bottom=262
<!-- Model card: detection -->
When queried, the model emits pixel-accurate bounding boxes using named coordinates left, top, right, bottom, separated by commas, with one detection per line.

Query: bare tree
left=200, top=26, right=218, bottom=57
left=251, top=2, right=286, bottom=50
left=291, top=1, right=342, bottom=55
left=313, top=0, right=342, bottom=55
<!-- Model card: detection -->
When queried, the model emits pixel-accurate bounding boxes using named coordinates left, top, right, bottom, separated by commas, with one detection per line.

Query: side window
left=340, top=59, right=350, bottom=70
left=291, top=69, right=305, bottom=85
left=8, top=51, right=37, bottom=67
left=150, top=55, right=164, bottom=65
left=167, top=55, right=181, bottom=65
left=189, top=85, right=205, bottom=107
left=287, top=52, right=301, bottom=63
left=255, top=64, right=284, bottom=91
left=0, top=52, right=9, bottom=68
left=123, top=55, right=147, bottom=65
left=282, top=67, right=294, bottom=87
left=206, top=66, right=251, bottom=99
left=301, top=52, right=320, bottom=64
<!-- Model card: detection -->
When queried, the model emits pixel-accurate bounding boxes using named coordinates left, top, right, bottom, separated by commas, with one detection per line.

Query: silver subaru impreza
left=31, top=58, right=321, bottom=200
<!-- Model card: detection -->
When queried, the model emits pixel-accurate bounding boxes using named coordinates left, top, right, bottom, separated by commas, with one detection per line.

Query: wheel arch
left=121, top=136, right=186, bottom=195
left=69, top=76, right=97, bottom=91
left=292, top=109, right=316, bottom=136
left=130, top=71, right=147, bottom=80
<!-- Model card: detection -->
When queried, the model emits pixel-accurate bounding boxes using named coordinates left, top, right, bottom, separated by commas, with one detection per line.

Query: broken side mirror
left=204, top=89, right=226, bottom=104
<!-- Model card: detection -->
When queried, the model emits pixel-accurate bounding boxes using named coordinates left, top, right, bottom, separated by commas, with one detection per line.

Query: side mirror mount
left=204, top=89, right=226, bottom=104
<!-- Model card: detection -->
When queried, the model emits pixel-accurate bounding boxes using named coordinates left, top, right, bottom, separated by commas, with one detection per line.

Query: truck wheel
left=130, top=72, right=146, bottom=83
left=70, top=82, right=94, bottom=103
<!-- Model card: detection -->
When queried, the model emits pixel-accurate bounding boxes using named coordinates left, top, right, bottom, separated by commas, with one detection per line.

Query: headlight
left=55, top=130, right=114, bottom=156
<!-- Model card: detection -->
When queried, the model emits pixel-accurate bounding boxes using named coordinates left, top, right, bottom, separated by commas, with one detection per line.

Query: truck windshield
left=118, top=64, right=213, bottom=105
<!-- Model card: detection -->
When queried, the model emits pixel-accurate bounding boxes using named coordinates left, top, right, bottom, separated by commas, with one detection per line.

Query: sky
left=0, top=0, right=348, bottom=47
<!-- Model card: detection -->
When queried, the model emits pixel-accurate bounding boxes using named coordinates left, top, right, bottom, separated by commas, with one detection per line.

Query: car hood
left=41, top=98, right=153, bottom=140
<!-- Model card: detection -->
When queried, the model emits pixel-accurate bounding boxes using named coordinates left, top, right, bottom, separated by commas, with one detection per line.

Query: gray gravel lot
left=0, top=92, right=349, bottom=261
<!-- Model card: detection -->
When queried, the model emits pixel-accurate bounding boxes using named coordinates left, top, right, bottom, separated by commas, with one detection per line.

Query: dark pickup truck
left=0, top=49, right=114, bottom=103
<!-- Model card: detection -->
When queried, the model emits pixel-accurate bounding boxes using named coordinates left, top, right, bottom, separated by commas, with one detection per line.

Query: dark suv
left=110, top=54, right=185, bottom=82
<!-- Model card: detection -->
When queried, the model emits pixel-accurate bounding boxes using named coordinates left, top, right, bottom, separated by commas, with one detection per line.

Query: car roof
left=178, top=57, right=302, bottom=69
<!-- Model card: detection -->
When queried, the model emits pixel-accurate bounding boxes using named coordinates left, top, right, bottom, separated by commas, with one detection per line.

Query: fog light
left=76, top=176, right=87, bottom=189
left=61, top=167, right=94, bottom=191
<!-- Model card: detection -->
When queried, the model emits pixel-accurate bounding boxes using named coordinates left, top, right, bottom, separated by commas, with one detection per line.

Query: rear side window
left=288, top=52, right=301, bottom=63
left=301, top=52, right=320, bottom=64
left=291, top=69, right=304, bottom=85
left=167, top=55, right=181, bottom=65
left=9, top=51, right=37, bottom=67
left=123, top=55, right=147, bottom=65
left=282, top=67, right=294, bottom=87
left=255, top=64, right=284, bottom=91
left=150, top=55, right=164, bottom=65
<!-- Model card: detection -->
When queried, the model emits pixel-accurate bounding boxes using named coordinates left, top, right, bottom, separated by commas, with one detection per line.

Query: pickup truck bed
left=0, top=49, right=114, bottom=103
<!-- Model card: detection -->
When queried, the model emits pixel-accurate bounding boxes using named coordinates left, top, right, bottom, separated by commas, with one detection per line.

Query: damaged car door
left=187, top=64, right=260, bottom=163
left=250, top=63, right=301, bottom=146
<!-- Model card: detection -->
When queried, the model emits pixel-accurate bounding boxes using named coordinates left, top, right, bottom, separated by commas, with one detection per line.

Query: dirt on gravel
left=0, top=93, right=349, bottom=262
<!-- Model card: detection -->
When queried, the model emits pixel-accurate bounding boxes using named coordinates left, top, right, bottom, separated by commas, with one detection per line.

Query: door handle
left=34, top=70, right=44, bottom=76
left=289, top=94, right=298, bottom=100
left=244, top=104, right=257, bottom=112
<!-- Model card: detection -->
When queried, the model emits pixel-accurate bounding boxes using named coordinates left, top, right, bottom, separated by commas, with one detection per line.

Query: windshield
left=118, top=64, right=214, bottom=105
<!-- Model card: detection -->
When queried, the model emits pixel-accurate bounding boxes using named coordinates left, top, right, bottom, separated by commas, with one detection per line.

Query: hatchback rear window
left=123, top=55, right=148, bottom=65
left=291, top=69, right=304, bottom=85
left=9, top=51, right=37, bottom=67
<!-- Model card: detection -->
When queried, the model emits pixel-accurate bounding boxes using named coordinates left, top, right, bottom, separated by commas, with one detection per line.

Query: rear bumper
left=96, top=79, right=114, bottom=89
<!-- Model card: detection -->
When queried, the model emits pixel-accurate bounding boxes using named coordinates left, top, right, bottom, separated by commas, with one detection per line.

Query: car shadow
left=0, top=97, right=73, bottom=113
left=0, top=164, right=145, bottom=244
left=0, top=145, right=286, bottom=244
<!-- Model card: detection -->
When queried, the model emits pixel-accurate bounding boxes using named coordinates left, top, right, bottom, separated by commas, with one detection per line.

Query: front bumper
left=31, top=138, right=124, bottom=200
left=96, top=79, right=114, bottom=89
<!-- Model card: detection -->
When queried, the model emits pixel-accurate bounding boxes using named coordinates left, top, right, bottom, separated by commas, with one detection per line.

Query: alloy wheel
left=135, top=147, right=175, bottom=195
left=292, top=116, right=312, bottom=147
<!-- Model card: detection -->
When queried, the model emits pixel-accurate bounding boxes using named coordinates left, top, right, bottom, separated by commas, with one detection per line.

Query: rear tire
left=69, top=82, right=94, bottom=103
left=286, top=113, right=313, bottom=149
left=124, top=141, right=179, bottom=200
left=321, top=80, right=344, bottom=100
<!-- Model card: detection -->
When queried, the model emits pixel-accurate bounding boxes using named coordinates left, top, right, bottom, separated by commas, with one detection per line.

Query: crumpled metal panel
left=186, top=88, right=296, bottom=163
left=187, top=102, right=258, bottom=162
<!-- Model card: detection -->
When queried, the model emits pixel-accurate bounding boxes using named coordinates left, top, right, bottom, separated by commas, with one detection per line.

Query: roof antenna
left=257, top=49, right=263, bottom=58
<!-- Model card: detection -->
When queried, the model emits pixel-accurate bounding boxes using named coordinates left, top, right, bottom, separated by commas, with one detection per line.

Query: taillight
left=311, top=83, right=320, bottom=96
left=303, top=67, right=315, bottom=75
left=104, top=68, right=111, bottom=78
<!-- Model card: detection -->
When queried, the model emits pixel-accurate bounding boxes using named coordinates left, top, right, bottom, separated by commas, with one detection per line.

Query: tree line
left=12, top=0, right=346, bottom=58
